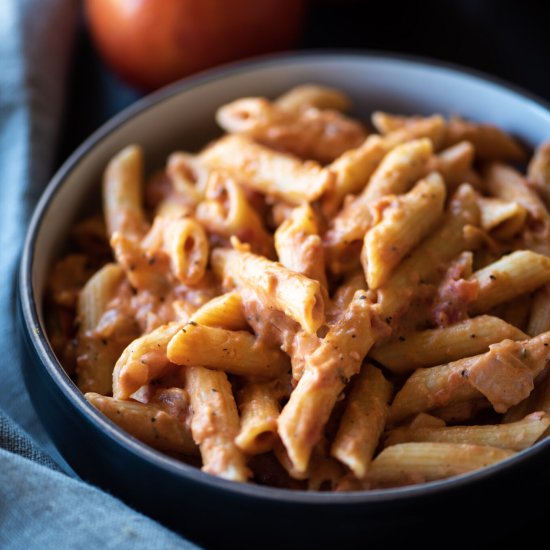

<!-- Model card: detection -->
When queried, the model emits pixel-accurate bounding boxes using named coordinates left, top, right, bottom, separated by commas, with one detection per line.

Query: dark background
left=57, top=1, right=550, bottom=547
left=58, top=0, right=550, bottom=164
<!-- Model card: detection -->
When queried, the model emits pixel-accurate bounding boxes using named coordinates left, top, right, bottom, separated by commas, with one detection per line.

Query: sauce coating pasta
left=46, top=85, right=550, bottom=490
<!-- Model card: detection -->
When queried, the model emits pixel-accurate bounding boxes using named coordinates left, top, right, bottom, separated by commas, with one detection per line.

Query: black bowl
left=18, top=52, right=550, bottom=548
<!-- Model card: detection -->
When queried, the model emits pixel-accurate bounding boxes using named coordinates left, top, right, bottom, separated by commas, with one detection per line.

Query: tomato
left=85, top=0, right=307, bottom=90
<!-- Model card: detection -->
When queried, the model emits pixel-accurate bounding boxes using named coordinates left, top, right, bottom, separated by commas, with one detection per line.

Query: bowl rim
left=19, top=49, right=550, bottom=505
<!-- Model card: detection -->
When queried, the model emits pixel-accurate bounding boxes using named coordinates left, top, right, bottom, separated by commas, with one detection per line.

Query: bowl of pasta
left=19, top=52, right=550, bottom=547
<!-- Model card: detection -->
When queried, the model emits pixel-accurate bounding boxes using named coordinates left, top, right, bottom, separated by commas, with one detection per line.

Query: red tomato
left=85, top=0, right=307, bottom=90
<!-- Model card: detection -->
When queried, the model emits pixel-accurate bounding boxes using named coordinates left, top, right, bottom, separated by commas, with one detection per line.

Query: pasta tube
left=426, top=141, right=475, bottom=190
left=389, top=331, right=550, bottom=423
left=444, top=117, right=526, bottom=162
left=376, top=183, right=480, bottom=320
left=216, top=97, right=366, bottom=164
left=274, top=203, right=328, bottom=289
left=275, top=84, right=352, bottom=114
left=278, top=291, right=375, bottom=474
left=200, top=134, right=333, bottom=205
left=185, top=366, right=250, bottom=482
left=504, top=369, right=550, bottom=423
left=528, top=141, right=550, bottom=207
left=361, top=172, right=446, bottom=289
left=370, top=316, right=528, bottom=373
left=76, top=263, right=128, bottom=395
left=112, top=321, right=183, bottom=400
left=469, top=250, right=550, bottom=315
left=326, top=272, right=367, bottom=322
left=196, top=170, right=273, bottom=257
left=331, top=365, right=393, bottom=478
left=211, top=247, right=325, bottom=334
left=367, top=443, right=514, bottom=488
left=478, top=197, right=527, bottom=238
left=189, top=291, right=248, bottom=331
left=326, top=138, right=433, bottom=273
left=86, top=392, right=197, bottom=455
left=166, top=151, right=208, bottom=202
left=377, top=114, right=447, bottom=150
left=385, top=412, right=550, bottom=451
left=113, top=292, right=246, bottom=399
left=527, top=285, right=550, bottom=336
left=322, top=135, right=389, bottom=214
left=235, top=381, right=281, bottom=455
left=167, top=323, right=289, bottom=377
left=162, top=217, right=208, bottom=285
left=103, top=145, right=146, bottom=238
left=485, top=163, right=550, bottom=227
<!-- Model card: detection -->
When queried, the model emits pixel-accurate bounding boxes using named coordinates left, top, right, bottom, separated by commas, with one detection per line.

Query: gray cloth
left=0, top=410, right=61, bottom=471
left=0, top=411, right=193, bottom=549
left=0, top=1, right=197, bottom=547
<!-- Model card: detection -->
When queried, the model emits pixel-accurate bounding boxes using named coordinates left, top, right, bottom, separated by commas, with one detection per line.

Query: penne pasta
left=76, top=263, right=128, bottom=395
left=86, top=391, right=198, bottom=455
left=322, top=135, right=389, bottom=214
left=478, top=196, right=527, bottom=238
left=331, top=365, right=393, bottom=478
left=196, top=170, right=273, bottom=257
left=167, top=323, right=289, bottom=378
left=185, top=366, right=250, bottom=482
left=370, top=316, right=528, bottom=373
left=275, top=84, right=352, bottom=114
left=325, top=138, right=433, bottom=273
left=444, top=117, right=527, bottom=162
left=103, top=145, right=147, bottom=239
left=425, top=141, right=475, bottom=190
left=162, top=217, right=208, bottom=285
left=306, top=456, right=346, bottom=491
left=363, top=138, right=434, bottom=203
left=109, top=230, right=169, bottom=293
left=166, top=152, right=206, bottom=204
left=431, top=399, right=490, bottom=425
left=485, top=163, right=550, bottom=229
left=528, top=141, right=550, bottom=207
left=326, top=272, right=367, bottom=322
left=371, top=111, right=413, bottom=134
left=527, top=284, right=550, bottom=336
left=388, top=357, right=481, bottom=426
left=113, top=292, right=247, bottom=399
left=361, top=172, right=446, bottom=289
left=200, top=134, right=334, bottom=205
left=384, top=411, right=550, bottom=451
left=189, top=291, right=248, bottom=331
left=216, top=96, right=366, bottom=164
left=274, top=203, right=328, bottom=290
left=236, top=381, right=281, bottom=455
left=278, top=291, right=375, bottom=474
left=112, top=321, right=183, bottom=400
left=212, top=247, right=325, bottom=334
left=469, top=250, right=550, bottom=315
left=503, top=369, right=550, bottom=424
left=377, top=114, right=447, bottom=150
left=407, top=412, right=446, bottom=430
left=389, top=331, right=550, bottom=424
left=376, top=183, right=480, bottom=320
left=367, top=443, right=515, bottom=488
left=49, top=87, right=550, bottom=491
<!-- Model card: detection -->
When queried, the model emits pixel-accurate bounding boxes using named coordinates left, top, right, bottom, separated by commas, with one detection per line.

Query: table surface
left=57, top=2, right=550, bottom=547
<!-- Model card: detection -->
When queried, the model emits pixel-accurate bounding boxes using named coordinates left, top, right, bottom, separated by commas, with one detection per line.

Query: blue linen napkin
left=0, top=412, right=190, bottom=549
left=0, top=1, right=196, bottom=547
